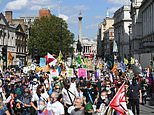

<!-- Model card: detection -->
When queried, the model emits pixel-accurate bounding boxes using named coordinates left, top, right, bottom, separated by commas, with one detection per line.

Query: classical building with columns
left=73, top=38, right=97, bottom=59
left=113, top=5, right=132, bottom=60
left=130, top=0, right=154, bottom=68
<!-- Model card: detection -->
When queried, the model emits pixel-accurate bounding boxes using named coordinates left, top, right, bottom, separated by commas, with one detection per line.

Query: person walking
left=129, top=77, right=142, bottom=115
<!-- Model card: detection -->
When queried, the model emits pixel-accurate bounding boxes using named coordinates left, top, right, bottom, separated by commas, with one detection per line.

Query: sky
left=0, top=0, right=130, bottom=40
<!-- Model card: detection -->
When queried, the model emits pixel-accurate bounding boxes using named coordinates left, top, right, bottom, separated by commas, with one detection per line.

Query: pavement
left=140, top=98, right=154, bottom=115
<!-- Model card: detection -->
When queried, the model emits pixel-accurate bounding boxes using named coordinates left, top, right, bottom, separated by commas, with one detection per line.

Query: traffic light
left=2, top=45, right=7, bottom=61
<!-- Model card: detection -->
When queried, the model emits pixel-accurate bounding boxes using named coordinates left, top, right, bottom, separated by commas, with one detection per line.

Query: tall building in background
left=113, top=5, right=132, bottom=60
left=97, top=17, right=114, bottom=58
left=78, top=12, right=83, bottom=44
left=130, top=0, right=154, bottom=68
left=39, top=8, right=51, bottom=18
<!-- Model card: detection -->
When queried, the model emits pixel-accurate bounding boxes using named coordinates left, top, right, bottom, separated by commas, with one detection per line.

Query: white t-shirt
left=62, top=87, right=78, bottom=105
left=48, top=101, right=64, bottom=115
left=31, top=92, right=49, bottom=110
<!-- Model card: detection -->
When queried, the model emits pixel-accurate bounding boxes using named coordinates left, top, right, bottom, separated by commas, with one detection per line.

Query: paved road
left=140, top=103, right=154, bottom=115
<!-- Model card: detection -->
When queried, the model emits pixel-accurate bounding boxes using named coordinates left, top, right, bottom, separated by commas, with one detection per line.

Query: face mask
left=106, top=87, right=110, bottom=90
left=101, top=96, right=106, bottom=100
left=56, top=89, right=60, bottom=93
left=39, top=105, right=45, bottom=111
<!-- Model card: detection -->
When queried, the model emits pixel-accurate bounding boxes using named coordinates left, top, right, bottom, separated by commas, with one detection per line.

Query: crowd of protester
left=0, top=66, right=152, bottom=115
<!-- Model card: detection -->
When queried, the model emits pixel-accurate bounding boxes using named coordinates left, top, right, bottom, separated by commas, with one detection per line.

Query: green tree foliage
left=28, top=15, right=74, bottom=57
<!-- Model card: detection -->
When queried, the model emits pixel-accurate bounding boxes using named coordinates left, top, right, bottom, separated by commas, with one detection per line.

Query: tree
left=28, top=15, right=74, bottom=57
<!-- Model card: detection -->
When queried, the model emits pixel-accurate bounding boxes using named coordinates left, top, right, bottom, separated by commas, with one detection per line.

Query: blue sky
left=0, top=0, right=130, bottom=40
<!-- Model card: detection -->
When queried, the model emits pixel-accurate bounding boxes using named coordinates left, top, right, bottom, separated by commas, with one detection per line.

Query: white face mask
left=101, top=96, right=106, bottom=100
left=39, top=105, right=45, bottom=111
left=106, top=87, right=110, bottom=90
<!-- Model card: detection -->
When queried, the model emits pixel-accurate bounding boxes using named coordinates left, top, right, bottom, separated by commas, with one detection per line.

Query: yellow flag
left=58, top=51, right=63, bottom=63
left=130, top=57, right=135, bottom=65
left=124, top=58, right=128, bottom=65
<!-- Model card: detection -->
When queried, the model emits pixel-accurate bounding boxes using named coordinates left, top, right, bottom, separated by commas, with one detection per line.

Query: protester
left=48, top=91, right=65, bottom=115
left=70, top=97, right=85, bottom=115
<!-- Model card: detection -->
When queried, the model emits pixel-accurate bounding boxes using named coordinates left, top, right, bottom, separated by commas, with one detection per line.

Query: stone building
left=0, top=11, right=27, bottom=67
left=103, top=27, right=114, bottom=56
left=130, top=0, right=154, bottom=68
left=113, top=5, right=132, bottom=60
left=97, top=17, right=114, bottom=58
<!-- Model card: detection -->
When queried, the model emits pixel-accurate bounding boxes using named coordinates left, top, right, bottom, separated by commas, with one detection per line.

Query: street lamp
left=128, top=24, right=132, bottom=67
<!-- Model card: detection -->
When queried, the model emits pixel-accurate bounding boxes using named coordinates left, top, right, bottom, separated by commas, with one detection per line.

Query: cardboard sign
left=50, top=69, right=58, bottom=78
left=66, top=68, right=74, bottom=77
left=39, top=58, right=46, bottom=67
left=78, top=68, right=87, bottom=78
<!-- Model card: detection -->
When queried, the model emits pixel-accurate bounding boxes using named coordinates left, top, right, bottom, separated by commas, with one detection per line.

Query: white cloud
left=30, top=5, right=42, bottom=10
left=5, top=0, right=28, bottom=10
left=107, top=0, right=130, bottom=5
left=31, top=0, right=51, bottom=5
left=58, top=14, right=69, bottom=21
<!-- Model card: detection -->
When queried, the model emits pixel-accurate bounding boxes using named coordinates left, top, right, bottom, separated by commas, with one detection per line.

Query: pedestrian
left=129, top=77, right=142, bottom=115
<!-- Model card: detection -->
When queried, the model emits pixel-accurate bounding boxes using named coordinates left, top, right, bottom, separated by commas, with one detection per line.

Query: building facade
left=0, top=11, right=27, bottom=68
left=130, top=0, right=154, bottom=68
left=97, top=17, right=114, bottom=58
left=104, top=27, right=114, bottom=56
left=73, top=38, right=97, bottom=59
left=113, top=5, right=132, bottom=60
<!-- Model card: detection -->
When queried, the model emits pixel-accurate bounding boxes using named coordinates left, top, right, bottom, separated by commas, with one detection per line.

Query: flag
left=76, top=54, right=82, bottom=64
left=58, top=51, right=63, bottom=63
left=109, top=82, right=128, bottom=115
left=130, top=57, right=135, bottom=65
left=45, top=53, right=55, bottom=64
left=113, top=40, right=118, bottom=53
left=111, top=64, right=118, bottom=73
left=8, top=51, right=14, bottom=65
left=118, top=61, right=126, bottom=72
left=124, top=58, right=128, bottom=65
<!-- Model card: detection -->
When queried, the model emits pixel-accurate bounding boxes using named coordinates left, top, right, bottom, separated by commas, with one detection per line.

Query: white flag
left=113, top=40, right=118, bottom=53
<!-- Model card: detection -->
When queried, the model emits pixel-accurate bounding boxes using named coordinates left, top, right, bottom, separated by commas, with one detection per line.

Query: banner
left=39, top=58, right=46, bottom=67
left=50, top=69, right=58, bottom=78
left=66, top=68, right=74, bottom=77
left=78, top=68, right=87, bottom=78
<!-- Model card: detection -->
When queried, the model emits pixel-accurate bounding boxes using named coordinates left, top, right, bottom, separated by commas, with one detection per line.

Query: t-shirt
left=31, top=92, right=49, bottom=109
left=129, top=84, right=141, bottom=99
left=48, top=101, right=64, bottom=115
left=70, top=108, right=85, bottom=115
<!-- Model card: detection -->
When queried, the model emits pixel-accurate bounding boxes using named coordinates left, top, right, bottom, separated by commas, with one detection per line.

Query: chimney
left=5, top=11, right=12, bottom=24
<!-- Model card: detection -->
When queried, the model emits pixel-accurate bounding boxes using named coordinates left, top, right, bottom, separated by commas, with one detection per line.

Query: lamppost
left=128, top=24, right=132, bottom=67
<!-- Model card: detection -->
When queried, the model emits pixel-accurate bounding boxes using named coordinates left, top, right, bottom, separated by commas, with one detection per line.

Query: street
left=140, top=99, right=154, bottom=115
